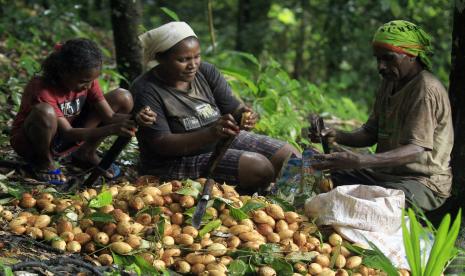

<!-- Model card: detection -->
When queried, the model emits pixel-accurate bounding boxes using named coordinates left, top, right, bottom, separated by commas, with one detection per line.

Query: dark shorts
left=141, top=131, right=287, bottom=185
left=10, top=109, right=89, bottom=161
left=331, top=168, right=447, bottom=211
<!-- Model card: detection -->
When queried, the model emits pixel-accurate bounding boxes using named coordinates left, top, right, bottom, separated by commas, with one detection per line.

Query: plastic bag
left=271, top=148, right=322, bottom=208
left=304, top=184, right=412, bottom=268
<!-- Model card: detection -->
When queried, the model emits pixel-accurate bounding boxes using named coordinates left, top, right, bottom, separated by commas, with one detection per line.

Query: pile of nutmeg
left=0, top=179, right=409, bottom=276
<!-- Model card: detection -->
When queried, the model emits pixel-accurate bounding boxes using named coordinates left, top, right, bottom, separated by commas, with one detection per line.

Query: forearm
left=359, top=144, right=424, bottom=168
left=144, top=128, right=220, bottom=157
left=60, top=125, right=116, bottom=142
left=335, top=127, right=377, bottom=147
left=104, top=113, right=131, bottom=124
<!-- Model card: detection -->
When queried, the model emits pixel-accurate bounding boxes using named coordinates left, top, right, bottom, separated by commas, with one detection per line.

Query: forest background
left=0, top=0, right=464, bottom=271
left=0, top=0, right=454, bottom=157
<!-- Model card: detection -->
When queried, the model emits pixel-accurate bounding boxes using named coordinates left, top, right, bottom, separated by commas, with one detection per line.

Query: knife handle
left=200, top=178, right=215, bottom=201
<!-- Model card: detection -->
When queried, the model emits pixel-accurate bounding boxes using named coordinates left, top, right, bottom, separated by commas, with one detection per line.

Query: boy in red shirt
left=10, top=38, right=156, bottom=184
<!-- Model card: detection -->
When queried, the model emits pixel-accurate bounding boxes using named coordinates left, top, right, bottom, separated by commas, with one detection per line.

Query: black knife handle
left=200, top=178, right=215, bottom=201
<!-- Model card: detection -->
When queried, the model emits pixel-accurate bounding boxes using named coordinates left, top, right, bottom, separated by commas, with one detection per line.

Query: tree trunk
left=293, top=0, right=309, bottom=79
left=110, top=0, right=143, bottom=89
left=324, top=0, right=345, bottom=76
left=448, top=3, right=465, bottom=270
left=449, top=1, right=465, bottom=195
left=235, top=0, right=271, bottom=57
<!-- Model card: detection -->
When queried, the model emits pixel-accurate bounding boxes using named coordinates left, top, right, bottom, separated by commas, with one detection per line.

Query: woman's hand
left=211, top=114, right=240, bottom=138
left=135, top=106, right=157, bottom=127
left=311, top=151, right=362, bottom=171
left=239, top=106, right=258, bottom=131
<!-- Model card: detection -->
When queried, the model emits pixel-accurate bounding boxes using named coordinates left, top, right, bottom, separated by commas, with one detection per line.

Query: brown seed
left=66, top=241, right=81, bottom=253
left=83, top=241, right=96, bottom=253
left=179, top=196, right=195, bottom=208
left=125, top=234, right=141, bottom=249
left=98, top=254, right=113, bottom=266
left=52, top=239, right=67, bottom=251
left=102, top=222, right=117, bottom=236
left=94, top=232, right=109, bottom=245
left=56, top=219, right=73, bottom=234
left=74, top=232, right=91, bottom=245
left=20, top=196, right=36, bottom=209
left=135, top=213, right=152, bottom=225
left=171, top=212, right=184, bottom=225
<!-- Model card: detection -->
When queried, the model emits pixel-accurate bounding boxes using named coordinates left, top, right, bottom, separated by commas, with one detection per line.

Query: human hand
left=308, top=126, right=337, bottom=145
left=239, top=106, right=258, bottom=131
left=135, top=106, right=157, bottom=127
left=112, top=119, right=138, bottom=137
left=211, top=114, right=240, bottom=138
left=311, top=151, right=361, bottom=171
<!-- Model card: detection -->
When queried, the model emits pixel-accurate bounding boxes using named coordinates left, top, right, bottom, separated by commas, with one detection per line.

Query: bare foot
left=72, top=150, right=116, bottom=178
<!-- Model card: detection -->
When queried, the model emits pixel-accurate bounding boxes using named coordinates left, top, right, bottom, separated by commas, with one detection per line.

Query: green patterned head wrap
left=373, top=20, right=433, bottom=70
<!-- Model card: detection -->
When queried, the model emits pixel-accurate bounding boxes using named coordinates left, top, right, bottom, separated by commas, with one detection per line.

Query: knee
left=238, top=152, right=275, bottom=190
left=106, top=88, right=133, bottom=113
left=29, top=103, right=57, bottom=130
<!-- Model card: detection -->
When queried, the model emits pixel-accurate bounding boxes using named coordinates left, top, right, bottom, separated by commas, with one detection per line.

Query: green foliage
left=402, top=208, right=462, bottom=276
left=111, top=253, right=168, bottom=276
left=209, top=51, right=367, bottom=150
left=88, top=190, right=113, bottom=208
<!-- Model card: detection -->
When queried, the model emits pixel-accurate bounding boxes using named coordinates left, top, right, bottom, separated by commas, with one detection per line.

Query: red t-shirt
left=11, top=77, right=104, bottom=134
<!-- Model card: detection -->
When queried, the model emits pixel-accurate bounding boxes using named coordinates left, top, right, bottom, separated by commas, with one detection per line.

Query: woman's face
left=157, top=38, right=201, bottom=84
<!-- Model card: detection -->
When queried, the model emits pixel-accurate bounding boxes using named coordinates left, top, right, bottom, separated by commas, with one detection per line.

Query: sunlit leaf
left=88, top=191, right=112, bottom=208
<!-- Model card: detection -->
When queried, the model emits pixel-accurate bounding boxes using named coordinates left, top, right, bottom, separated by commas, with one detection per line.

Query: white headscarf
left=139, top=22, right=197, bottom=70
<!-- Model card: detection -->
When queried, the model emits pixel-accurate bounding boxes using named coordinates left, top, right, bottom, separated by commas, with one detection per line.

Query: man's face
left=373, top=46, right=415, bottom=81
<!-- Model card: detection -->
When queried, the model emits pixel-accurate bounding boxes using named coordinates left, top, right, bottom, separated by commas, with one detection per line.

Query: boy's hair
left=42, top=38, right=103, bottom=86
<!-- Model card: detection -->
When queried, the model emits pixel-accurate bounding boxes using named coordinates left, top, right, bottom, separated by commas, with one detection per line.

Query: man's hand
left=308, top=127, right=337, bottom=145
left=312, top=151, right=362, bottom=171
left=211, top=114, right=240, bottom=138
left=135, top=106, right=157, bottom=127
left=239, top=106, right=258, bottom=131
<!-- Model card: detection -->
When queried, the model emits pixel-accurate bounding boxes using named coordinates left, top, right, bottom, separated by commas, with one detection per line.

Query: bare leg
left=72, top=88, right=133, bottom=176
left=237, top=152, right=275, bottom=193
left=22, top=103, right=65, bottom=182
left=269, top=143, right=301, bottom=177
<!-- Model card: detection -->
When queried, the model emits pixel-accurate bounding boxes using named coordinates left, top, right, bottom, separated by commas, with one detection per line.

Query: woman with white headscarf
left=131, top=22, right=299, bottom=192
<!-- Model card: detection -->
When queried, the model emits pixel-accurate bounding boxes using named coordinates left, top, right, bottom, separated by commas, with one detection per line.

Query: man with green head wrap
left=310, top=20, right=453, bottom=211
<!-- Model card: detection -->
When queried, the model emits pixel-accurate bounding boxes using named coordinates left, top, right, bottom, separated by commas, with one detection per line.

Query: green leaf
left=137, top=207, right=162, bottom=217
left=156, top=218, right=165, bottom=238
left=84, top=212, right=115, bottom=223
left=271, top=259, right=293, bottom=276
left=240, top=200, right=266, bottom=214
left=112, top=252, right=124, bottom=265
left=285, top=251, right=319, bottom=262
left=424, top=212, right=451, bottom=276
left=176, top=186, right=200, bottom=197
left=267, top=196, right=295, bottom=212
left=160, top=7, right=180, bottom=21
left=429, top=209, right=462, bottom=276
left=199, top=219, right=221, bottom=237
left=126, top=263, right=142, bottom=276
left=402, top=210, right=417, bottom=276
left=362, top=241, right=399, bottom=276
left=135, top=255, right=159, bottom=275
left=88, top=191, right=112, bottom=208
left=228, top=260, right=248, bottom=276
left=214, top=197, right=248, bottom=220
left=408, top=209, right=422, bottom=275
left=259, top=243, right=281, bottom=254
left=7, top=185, right=25, bottom=199
left=229, top=205, right=248, bottom=220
